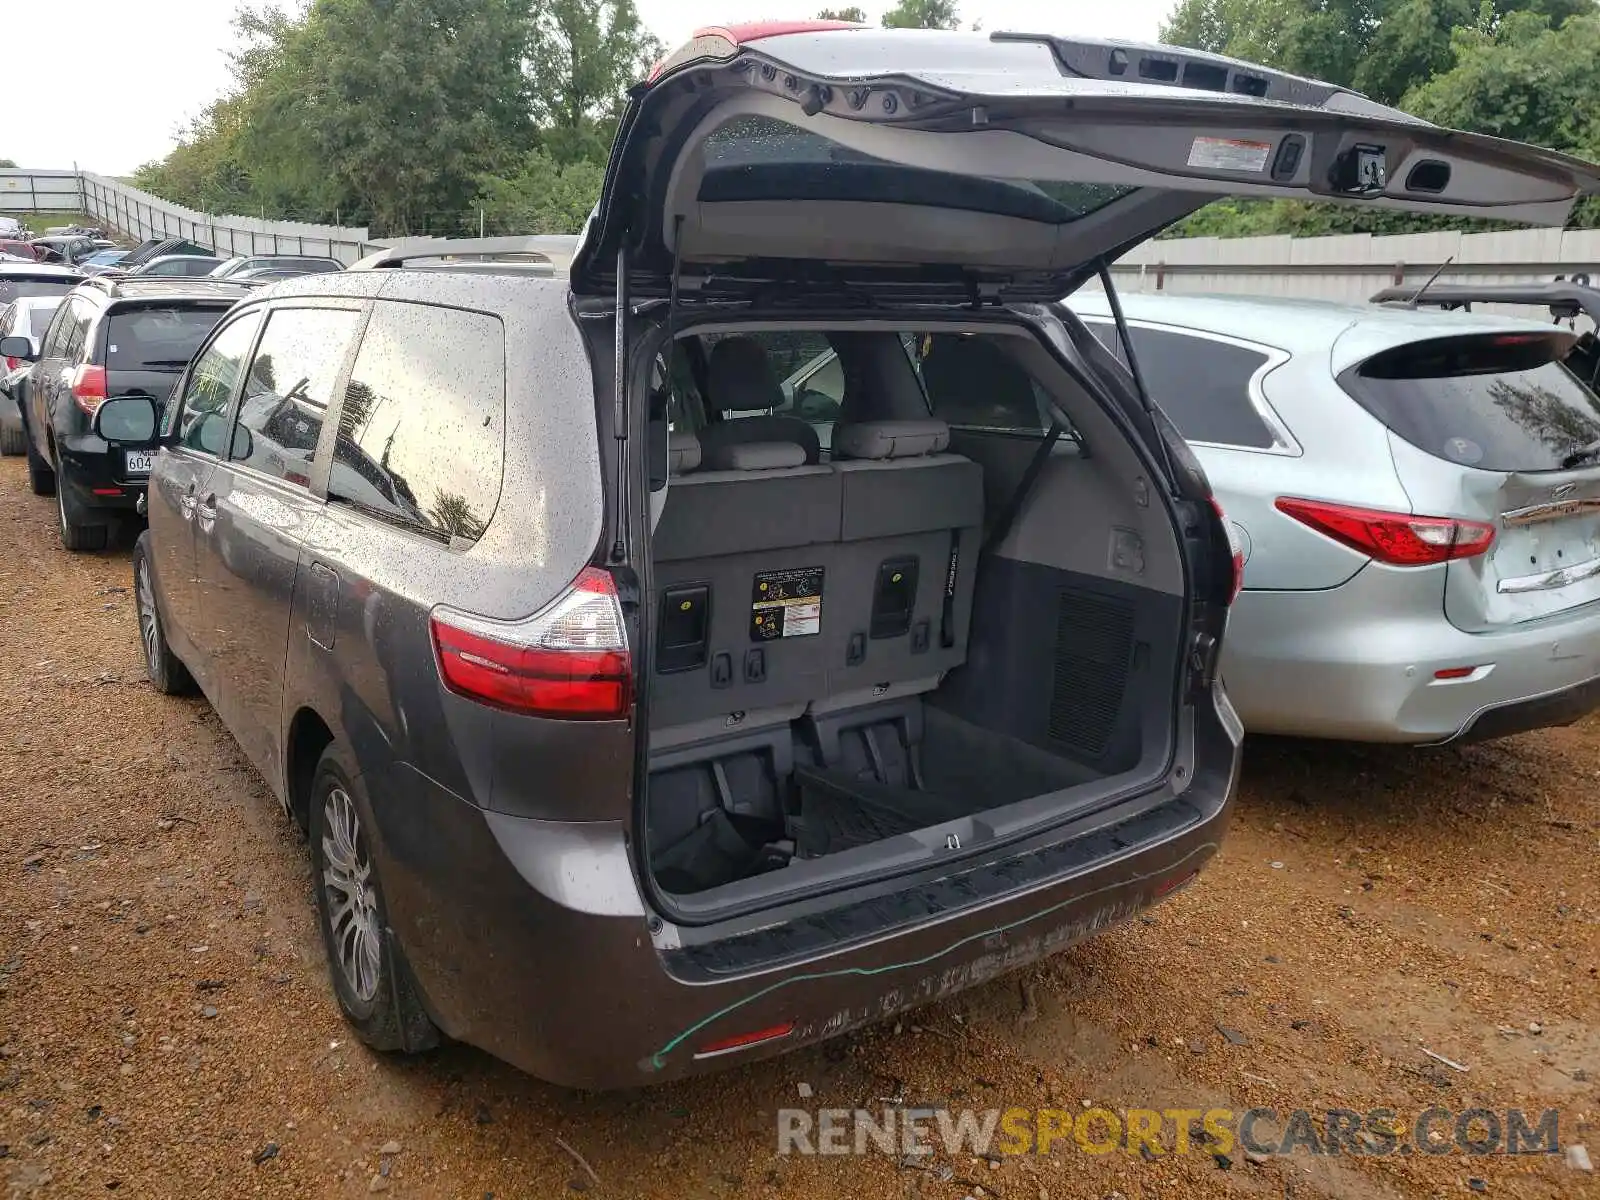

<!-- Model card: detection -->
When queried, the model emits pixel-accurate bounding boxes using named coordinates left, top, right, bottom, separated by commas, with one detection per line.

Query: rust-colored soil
left=1, top=457, right=1594, bottom=1198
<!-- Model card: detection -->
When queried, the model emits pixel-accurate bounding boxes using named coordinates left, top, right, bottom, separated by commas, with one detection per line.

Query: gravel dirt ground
left=0, top=456, right=1596, bottom=1200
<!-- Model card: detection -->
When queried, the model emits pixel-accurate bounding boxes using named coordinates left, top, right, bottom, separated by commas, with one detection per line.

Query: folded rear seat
left=822, top=418, right=984, bottom=710
left=651, top=431, right=839, bottom=742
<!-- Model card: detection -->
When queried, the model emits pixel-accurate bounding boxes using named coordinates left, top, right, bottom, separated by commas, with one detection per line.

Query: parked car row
left=3, top=26, right=1599, bottom=1092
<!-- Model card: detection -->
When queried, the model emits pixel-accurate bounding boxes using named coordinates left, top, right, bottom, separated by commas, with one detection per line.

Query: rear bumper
left=58, top=433, right=148, bottom=512
left=1222, top=564, right=1600, bottom=742
left=370, top=693, right=1240, bottom=1089
left=1451, top=673, right=1600, bottom=743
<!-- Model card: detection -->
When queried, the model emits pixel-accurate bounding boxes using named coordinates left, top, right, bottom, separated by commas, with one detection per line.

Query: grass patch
left=15, top=212, right=94, bottom=234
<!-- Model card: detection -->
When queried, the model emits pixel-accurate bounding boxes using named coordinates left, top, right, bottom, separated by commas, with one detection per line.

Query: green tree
left=526, top=0, right=662, bottom=166
left=0, top=159, right=16, bottom=169
left=881, top=0, right=960, bottom=29
left=476, top=149, right=605, bottom=232
left=817, top=6, right=867, bottom=20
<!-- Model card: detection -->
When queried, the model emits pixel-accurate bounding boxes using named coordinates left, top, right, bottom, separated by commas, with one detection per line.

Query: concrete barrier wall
left=1114, top=228, right=1600, bottom=316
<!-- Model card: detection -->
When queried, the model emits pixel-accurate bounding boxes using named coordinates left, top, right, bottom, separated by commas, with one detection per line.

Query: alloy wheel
left=321, top=785, right=381, bottom=1002
left=136, top=558, right=160, bottom=676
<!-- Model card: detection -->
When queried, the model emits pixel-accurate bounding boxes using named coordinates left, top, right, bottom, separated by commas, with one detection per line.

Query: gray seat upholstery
left=649, top=373, right=986, bottom=739
left=651, top=425, right=838, bottom=734
left=698, top=336, right=822, bottom=466
left=832, top=418, right=950, bottom=461
left=667, top=430, right=701, bottom=475
left=825, top=417, right=984, bottom=709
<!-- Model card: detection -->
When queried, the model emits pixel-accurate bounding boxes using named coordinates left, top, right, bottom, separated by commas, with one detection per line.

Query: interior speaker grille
left=1047, top=588, right=1135, bottom=758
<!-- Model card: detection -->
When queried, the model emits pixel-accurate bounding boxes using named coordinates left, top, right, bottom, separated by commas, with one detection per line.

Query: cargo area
left=641, top=321, right=1190, bottom=903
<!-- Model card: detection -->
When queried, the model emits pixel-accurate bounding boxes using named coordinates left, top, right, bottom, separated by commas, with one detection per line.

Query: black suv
left=93, top=27, right=1598, bottom=1087
left=1, top=277, right=250, bottom=549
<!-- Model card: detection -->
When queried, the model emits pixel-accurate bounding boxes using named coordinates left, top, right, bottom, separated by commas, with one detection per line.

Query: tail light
left=1210, top=498, right=1244, bottom=604
left=431, top=566, right=631, bottom=719
left=70, top=364, right=108, bottom=416
left=1275, top=497, right=1495, bottom=566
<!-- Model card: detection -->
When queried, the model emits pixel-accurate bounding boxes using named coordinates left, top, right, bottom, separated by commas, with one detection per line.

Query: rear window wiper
left=1561, top=438, right=1600, bottom=470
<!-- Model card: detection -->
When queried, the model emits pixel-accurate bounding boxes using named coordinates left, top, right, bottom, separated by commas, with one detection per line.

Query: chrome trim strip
left=1497, top=554, right=1600, bottom=593
left=1500, top=496, right=1600, bottom=526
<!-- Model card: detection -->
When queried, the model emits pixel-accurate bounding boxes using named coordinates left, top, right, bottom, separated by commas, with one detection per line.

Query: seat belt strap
left=939, top=529, right=960, bottom=649
left=982, top=421, right=1063, bottom=557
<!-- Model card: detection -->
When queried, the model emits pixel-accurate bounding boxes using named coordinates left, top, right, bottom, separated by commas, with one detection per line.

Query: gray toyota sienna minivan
left=96, top=25, right=1600, bottom=1086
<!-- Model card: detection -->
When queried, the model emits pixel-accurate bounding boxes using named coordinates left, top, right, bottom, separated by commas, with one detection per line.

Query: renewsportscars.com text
left=777, top=1105, right=1563, bottom=1159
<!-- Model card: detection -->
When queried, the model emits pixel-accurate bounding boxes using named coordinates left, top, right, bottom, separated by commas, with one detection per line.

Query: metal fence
left=0, top=168, right=385, bottom=264
left=11, top=166, right=1600, bottom=296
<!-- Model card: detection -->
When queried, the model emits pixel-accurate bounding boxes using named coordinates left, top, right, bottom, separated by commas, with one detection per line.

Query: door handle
left=197, top=492, right=217, bottom=532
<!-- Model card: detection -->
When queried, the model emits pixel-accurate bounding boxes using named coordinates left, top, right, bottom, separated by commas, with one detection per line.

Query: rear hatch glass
left=106, top=306, right=231, bottom=373
left=1339, top=332, right=1600, bottom=472
left=1342, top=332, right=1600, bottom=629
left=0, top=279, right=75, bottom=304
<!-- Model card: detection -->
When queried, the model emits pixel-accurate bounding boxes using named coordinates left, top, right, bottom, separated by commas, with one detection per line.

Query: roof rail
left=349, top=235, right=580, bottom=272
left=1370, top=280, right=1600, bottom=323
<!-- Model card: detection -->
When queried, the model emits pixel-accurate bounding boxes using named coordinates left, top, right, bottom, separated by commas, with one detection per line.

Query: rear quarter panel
left=1207, top=356, right=1411, bottom=591
left=281, top=276, right=626, bottom=1035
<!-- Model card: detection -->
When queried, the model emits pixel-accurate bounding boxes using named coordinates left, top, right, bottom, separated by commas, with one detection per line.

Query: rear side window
left=232, top=307, right=361, bottom=486
left=1339, top=332, right=1600, bottom=472
left=330, top=302, right=505, bottom=545
left=61, top=299, right=91, bottom=364
left=914, top=333, right=1056, bottom=434
left=1085, top=321, right=1277, bottom=449
left=21, top=301, right=61, bottom=341
left=105, top=306, right=230, bottom=372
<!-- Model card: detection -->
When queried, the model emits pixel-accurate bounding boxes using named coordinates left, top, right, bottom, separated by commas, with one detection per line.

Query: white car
left=0, top=295, right=64, bottom=454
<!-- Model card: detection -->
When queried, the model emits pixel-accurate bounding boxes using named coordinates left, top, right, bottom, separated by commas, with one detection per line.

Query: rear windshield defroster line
left=1338, top=331, right=1600, bottom=473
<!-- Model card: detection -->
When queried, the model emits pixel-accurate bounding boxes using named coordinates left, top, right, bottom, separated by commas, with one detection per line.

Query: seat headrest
left=706, top=337, right=784, bottom=412
left=833, top=419, right=951, bottom=461
left=920, top=336, right=1041, bottom=429
left=702, top=440, right=808, bottom=472
left=668, top=430, right=701, bottom=475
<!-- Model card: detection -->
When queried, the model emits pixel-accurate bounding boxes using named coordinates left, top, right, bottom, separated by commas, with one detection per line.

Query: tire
left=25, top=437, right=54, bottom=496
left=0, top=425, right=23, bottom=456
left=133, top=534, right=194, bottom=695
left=55, top=465, right=108, bottom=552
left=309, top=742, right=440, bottom=1055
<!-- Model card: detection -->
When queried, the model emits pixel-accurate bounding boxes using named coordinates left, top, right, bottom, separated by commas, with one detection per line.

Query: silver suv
left=1069, top=289, right=1600, bottom=744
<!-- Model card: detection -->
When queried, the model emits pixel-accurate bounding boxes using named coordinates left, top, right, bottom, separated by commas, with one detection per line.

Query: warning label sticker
left=1187, top=136, right=1272, bottom=173
left=751, top=566, right=824, bottom=641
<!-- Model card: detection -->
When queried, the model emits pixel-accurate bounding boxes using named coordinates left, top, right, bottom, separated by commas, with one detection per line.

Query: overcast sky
left=6, top=0, right=1172, bottom=175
